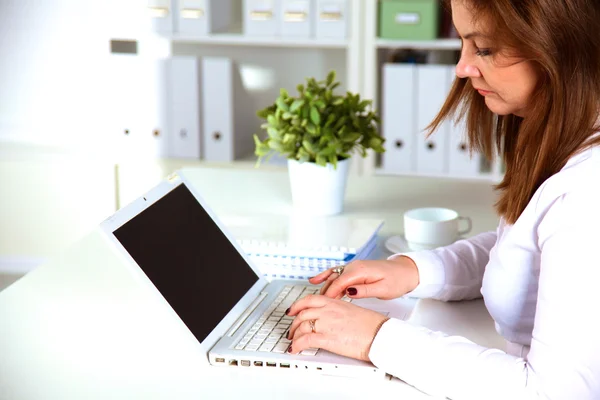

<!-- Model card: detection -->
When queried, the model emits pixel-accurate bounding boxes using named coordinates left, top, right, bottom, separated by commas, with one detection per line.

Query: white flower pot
left=287, top=158, right=350, bottom=216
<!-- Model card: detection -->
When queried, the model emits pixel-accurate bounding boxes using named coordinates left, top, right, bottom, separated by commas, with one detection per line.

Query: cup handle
left=458, top=216, right=472, bottom=236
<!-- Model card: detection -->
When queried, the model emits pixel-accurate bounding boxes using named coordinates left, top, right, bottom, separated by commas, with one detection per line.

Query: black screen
left=114, top=184, right=259, bottom=343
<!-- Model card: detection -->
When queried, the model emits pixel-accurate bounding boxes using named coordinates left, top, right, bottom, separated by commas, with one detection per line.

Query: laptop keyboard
left=235, top=285, right=324, bottom=356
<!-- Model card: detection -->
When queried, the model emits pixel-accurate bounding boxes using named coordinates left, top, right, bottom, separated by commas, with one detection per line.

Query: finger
left=344, top=282, right=390, bottom=300
left=290, top=319, right=316, bottom=340
left=289, top=333, right=329, bottom=355
left=286, top=294, right=329, bottom=317
left=287, top=309, right=321, bottom=340
left=308, top=268, right=335, bottom=285
left=318, top=274, right=338, bottom=295
left=324, top=272, right=383, bottom=299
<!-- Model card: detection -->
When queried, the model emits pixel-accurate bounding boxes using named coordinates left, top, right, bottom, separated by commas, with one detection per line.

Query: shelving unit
left=361, top=0, right=502, bottom=182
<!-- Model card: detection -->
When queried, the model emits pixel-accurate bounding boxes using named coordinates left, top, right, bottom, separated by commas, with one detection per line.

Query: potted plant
left=253, top=70, right=385, bottom=216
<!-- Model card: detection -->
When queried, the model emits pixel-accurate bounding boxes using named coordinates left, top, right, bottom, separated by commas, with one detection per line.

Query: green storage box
left=379, top=0, right=440, bottom=40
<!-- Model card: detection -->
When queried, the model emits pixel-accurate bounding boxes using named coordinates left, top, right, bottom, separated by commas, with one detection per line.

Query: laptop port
left=266, top=362, right=276, bottom=367
left=240, top=360, right=250, bottom=367
left=317, top=367, right=322, bottom=370
left=254, top=361, right=263, bottom=367
left=229, top=360, right=238, bottom=366
left=215, top=358, right=225, bottom=363
left=280, top=363, right=290, bottom=368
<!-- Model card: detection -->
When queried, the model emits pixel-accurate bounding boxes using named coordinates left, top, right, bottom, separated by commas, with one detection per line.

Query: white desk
left=0, top=166, right=504, bottom=400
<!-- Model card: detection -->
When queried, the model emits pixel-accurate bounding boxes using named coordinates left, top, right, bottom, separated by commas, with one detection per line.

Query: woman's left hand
left=286, top=294, right=388, bottom=362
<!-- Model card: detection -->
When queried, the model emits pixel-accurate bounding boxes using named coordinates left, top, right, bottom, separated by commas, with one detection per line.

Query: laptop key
left=300, top=348, right=319, bottom=356
left=273, top=343, right=289, bottom=353
left=259, top=343, right=275, bottom=352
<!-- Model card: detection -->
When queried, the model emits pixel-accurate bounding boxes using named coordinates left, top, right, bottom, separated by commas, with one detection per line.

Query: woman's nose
left=456, top=58, right=482, bottom=79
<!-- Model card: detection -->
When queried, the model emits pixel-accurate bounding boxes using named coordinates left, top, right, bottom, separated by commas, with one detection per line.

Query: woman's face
left=452, top=0, right=539, bottom=117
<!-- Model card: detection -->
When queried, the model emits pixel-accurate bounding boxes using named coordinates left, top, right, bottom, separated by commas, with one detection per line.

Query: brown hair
left=429, top=0, right=600, bottom=224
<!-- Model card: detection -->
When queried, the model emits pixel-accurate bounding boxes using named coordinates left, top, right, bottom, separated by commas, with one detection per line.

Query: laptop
left=100, top=171, right=416, bottom=379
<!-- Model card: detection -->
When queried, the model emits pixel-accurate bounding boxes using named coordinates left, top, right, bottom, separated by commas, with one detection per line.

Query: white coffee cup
left=403, top=207, right=472, bottom=251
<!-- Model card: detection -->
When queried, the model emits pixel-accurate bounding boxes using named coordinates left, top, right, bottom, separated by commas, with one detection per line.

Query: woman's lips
left=476, top=88, right=493, bottom=96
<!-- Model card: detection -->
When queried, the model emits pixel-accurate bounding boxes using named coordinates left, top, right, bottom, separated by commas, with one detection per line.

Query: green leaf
left=267, top=127, right=279, bottom=138
left=369, top=137, right=383, bottom=149
left=253, top=134, right=264, bottom=147
left=310, top=106, right=321, bottom=125
left=341, top=132, right=362, bottom=143
left=282, top=133, right=296, bottom=144
left=280, top=88, right=289, bottom=98
left=268, top=140, right=285, bottom=152
left=297, top=147, right=311, bottom=163
left=326, top=70, right=336, bottom=86
left=276, top=97, right=289, bottom=112
left=302, top=139, right=316, bottom=155
left=257, top=108, right=271, bottom=119
left=316, top=154, right=327, bottom=166
left=306, top=123, right=317, bottom=135
left=290, top=99, right=305, bottom=113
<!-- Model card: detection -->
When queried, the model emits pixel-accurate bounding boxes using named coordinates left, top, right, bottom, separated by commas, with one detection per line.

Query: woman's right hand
left=309, top=256, right=420, bottom=300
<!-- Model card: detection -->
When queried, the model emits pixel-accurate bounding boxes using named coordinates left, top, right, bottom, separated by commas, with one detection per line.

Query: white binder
left=148, top=0, right=173, bottom=33
left=177, top=0, right=235, bottom=36
left=107, top=56, right=170, bottom=160
left=167, top=57, right=202, bottom=159
left=381, top=63, right=417, bottom=174
left=447, top=67, right=482, bottom=176
left=243, top=0, right=281, bottom=36
left=201, top=58, right=256, bottom=162
left=281, top=0, right=314, bottom=37
left=416, top=64, right=450, bottom=174
left=315, top=0, right=349, bottom=39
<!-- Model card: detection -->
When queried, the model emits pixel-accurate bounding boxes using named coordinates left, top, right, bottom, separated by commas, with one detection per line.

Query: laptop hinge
left=226, top=291, right=268, bottom=337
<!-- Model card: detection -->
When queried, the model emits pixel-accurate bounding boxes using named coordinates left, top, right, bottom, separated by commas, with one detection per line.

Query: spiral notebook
left=221, top=215, right=384, bottom=279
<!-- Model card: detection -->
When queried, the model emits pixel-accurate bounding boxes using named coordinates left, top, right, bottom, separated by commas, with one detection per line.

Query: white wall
left=0, top=0, right=147, bottom=151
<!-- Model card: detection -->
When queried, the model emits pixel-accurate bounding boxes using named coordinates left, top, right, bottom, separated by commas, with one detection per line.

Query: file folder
left=167, top=57, right=203, bottom=159
left=315, top=0, right=349, bottom=39
left=107, top=56, right=170, bottom=160
left=281, top=0, right=314, bottom=37
left=178, top=0, right=235, bottom=36
left=201, top=58, right=256, bottom=162
left=381, top=63, right=417, bottom=174
left=243, top=0, right=281, bottom=35
left=416, top=64, right=450, bottom=174
left=148, top=0, right=174, bottom=33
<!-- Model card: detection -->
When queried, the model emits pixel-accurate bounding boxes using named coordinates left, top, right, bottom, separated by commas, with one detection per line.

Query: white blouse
left=369, top=145, right=600, bottom=399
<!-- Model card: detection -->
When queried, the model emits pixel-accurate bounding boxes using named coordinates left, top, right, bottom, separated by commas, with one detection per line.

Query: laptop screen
left=113, top=183, right=260, bottom=343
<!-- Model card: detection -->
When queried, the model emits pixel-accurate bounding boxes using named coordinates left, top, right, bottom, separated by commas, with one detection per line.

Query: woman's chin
left=484, top=98, right=514, bottom=116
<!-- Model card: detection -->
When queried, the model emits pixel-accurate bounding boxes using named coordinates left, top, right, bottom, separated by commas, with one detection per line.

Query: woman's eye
left=475, top=48, right=492, bottom=57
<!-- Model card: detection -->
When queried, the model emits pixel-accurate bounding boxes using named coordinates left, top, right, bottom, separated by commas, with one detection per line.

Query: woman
left=285, top=0, right=600, bottom=398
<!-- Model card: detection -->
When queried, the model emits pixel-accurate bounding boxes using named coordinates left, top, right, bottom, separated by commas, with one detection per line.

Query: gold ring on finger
left=309, top=319, right=316, bottom=333
left=332, top=265, right=345, bottom=275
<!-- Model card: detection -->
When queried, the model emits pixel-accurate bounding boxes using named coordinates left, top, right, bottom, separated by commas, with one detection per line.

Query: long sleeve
left=370, top=190, right=600, bottom=399
left=390, top=231, right=497, bottom=301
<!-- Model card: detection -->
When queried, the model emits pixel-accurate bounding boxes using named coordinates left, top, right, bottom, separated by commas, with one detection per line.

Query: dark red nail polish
left=347, top=287, right=357, bottom=296
left=285, top=307, right=291, bottom=315
left=288, top=346, right=293, bottom=353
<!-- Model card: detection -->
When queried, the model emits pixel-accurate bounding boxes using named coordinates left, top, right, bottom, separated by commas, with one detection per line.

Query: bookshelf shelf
left=165, top=32, right=349, bottom=49
left=375, top=38, right=461, bottom=50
